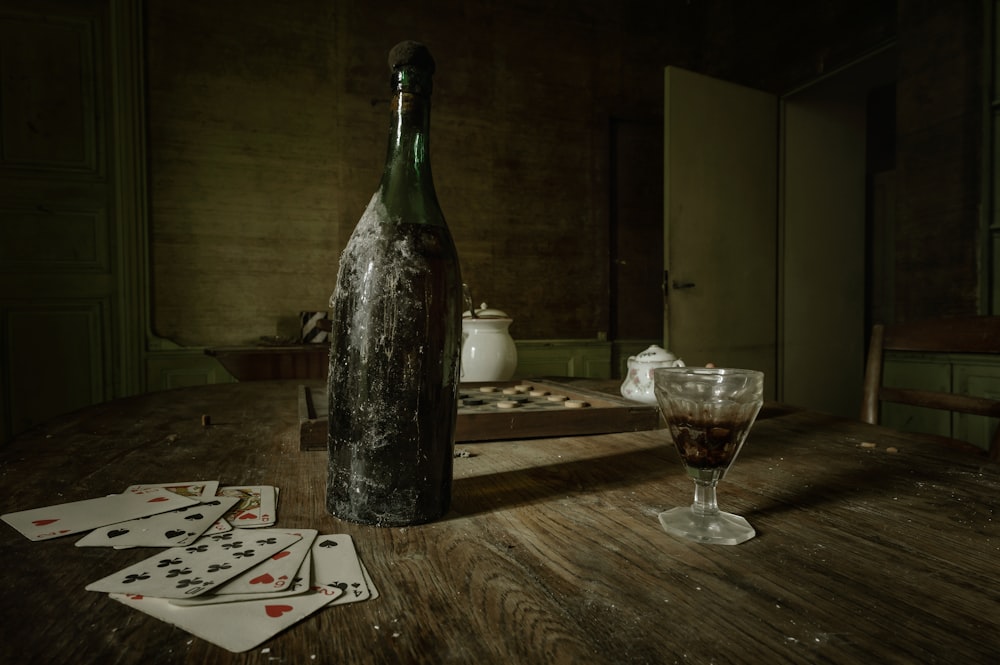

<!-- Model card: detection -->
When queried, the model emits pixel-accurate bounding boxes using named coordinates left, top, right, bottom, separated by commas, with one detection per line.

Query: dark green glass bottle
left=326, top=41, right=462, bottom=526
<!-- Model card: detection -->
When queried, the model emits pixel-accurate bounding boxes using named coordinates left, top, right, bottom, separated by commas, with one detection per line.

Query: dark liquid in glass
left=665, top=416, right=754, bottom=469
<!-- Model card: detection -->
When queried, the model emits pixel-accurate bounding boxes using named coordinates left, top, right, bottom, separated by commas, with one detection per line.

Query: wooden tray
left=298, top=379, right=661, bottom=451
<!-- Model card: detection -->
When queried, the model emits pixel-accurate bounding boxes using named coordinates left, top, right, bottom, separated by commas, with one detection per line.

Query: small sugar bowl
left=620, top=345, right=685, bottom=404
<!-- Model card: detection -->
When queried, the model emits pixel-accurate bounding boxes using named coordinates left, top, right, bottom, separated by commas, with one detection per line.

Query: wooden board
left=298, top=380, right=661, bottom=450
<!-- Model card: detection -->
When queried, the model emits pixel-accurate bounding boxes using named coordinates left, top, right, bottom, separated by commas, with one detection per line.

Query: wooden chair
left=860, top=316, right=1000, bottom=461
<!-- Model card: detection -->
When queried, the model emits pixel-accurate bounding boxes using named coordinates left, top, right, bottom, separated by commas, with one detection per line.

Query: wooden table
left=1, top=381, right=997, bottom=664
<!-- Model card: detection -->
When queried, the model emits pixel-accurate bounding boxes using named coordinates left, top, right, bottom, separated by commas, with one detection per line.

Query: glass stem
left=691, top=479, right=720, bottom=516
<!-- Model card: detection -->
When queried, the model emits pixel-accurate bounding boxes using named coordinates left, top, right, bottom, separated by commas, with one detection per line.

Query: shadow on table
left=449, top=404, right=984, bottom=523
left=447, top=405, right=820, bottom=520
left=449, top=447, right=672, bottom=519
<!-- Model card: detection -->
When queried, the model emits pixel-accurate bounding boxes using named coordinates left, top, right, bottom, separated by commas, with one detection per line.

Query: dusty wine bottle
left=326, top=41, right=463, bottom=526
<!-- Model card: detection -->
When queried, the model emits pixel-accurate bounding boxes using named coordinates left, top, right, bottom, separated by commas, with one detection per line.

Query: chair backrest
left=860, top=316, right=1000, bottom=461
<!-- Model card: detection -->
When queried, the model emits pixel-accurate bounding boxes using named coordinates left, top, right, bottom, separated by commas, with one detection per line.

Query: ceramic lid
left=633, top=344, right=676, bottom=362
left=463, top=302, right=511, bottom=319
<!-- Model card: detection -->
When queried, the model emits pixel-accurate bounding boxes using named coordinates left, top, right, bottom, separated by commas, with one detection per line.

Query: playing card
left=360, top=562, right=380, bottom=601
left=85, top=529, right=302, bottom=598
left=127, top=481, right=229, bottom=534
left=1, top=487, right=199, bottom=541
left=170, top=550, right=314, bottom=606
left=208, top=517, right=233, bottom=534
left=313, top=534, right=373, bottom=606
left=125, top=481, right=220, bottom=499
left=125, top=481, right=233, bottom=536
left=217, top=485, right=277, bottom=528
left=198, top=528, right=316, bottom=595
left=109, top=534, right=371, bottom=652
left=74, top=496, right=240, bottom=548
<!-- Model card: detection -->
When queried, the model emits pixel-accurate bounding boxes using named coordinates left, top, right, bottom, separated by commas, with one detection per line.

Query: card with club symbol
left=74, top=496, right=240, bottom=548
left=195, top=528, right=317, bottom=597
left=170, top=549, right=314, bottom=607
left=85, top=529, right=302, bottom=599
left=109, top=534, right=374, bottom=652
left=1, top=486, right=199, bottom=541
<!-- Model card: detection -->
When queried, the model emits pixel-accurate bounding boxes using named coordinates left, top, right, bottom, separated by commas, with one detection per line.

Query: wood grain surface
left=0, top=381, right=997, bottom=664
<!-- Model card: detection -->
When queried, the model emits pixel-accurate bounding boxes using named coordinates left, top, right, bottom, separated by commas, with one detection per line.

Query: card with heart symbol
left=6, top=479, right=380, bottom=652
left=125, top=481, right=232, bottom=539
left=217, top=485, right=277, bottom=528
left=195, top=528, right=317, bottom=596
left=1, top=487, right=199, bottom=541
left=169, top=549, right=314, bottom=607
left=109, top=534, right=375, bottom=652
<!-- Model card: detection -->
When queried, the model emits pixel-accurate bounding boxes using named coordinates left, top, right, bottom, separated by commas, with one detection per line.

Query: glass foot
left=658, top=507, right=756, bottom=545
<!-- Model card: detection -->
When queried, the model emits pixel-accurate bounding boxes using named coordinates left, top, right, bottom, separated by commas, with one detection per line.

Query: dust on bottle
left=326, top=195, right=462, bottom=526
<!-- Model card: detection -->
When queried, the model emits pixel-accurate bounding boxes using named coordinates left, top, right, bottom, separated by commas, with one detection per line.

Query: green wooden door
left=0, top=0, right=146, bottom=442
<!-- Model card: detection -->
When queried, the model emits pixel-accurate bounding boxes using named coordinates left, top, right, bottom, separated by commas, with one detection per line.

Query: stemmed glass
left=652, top=367, right=764, bottom=545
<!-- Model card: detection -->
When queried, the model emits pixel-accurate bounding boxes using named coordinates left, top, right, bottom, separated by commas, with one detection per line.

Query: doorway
left=779, top=45, right=896, bottom=416
left=663, top=45, right=897, bottom=417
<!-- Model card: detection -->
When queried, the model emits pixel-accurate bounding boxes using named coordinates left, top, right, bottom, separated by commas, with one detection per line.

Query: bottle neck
left=377, top=70, right=442, bottom=224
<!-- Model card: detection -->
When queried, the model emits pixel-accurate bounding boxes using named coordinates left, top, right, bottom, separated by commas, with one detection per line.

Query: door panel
left=7, top=302, right=108, bottom=429
left=663, top=67, right=778, bottom=397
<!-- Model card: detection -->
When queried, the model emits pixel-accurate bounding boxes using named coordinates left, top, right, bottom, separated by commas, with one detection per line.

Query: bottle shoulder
left=351, top=194, right=452, bottom=236
left=339, top=200, right=459, bottom=271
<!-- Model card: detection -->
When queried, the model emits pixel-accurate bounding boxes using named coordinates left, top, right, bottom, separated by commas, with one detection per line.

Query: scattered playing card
left=74, top=496, right=240, bottom=548
left=1, top=487, right=199, bottom=541
left=125, top=481, right=220, bottom=499
left=85, top=529, right=302, bottom=599
left=217, top=485, right=277, bottom=528
left=360, top=562, right=380, bottom=601
left=313, top=534, right=373, bottom=606
left=202, top=528, right=317, bottom=596
left=126, top=481, right=229, bottom=535
left=110, top=534, right=372, bottom=652
left=170, top=550, right=314, bottom=607
left=208, top=517, right=233, bottom=534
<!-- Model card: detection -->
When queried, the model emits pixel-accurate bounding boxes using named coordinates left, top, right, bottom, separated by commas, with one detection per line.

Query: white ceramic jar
left=461, top=303, right=517, bottom=382
left=620, top=344, right=685, bottom=404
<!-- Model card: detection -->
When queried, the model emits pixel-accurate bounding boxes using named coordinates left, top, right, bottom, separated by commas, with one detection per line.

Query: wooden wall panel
left=0, top=13, right=98, bottom=170
left=0, top=206, right=107, bottom=270
left=954, top=360, right=1000, bottom=451
left=881, top=352, right=1000, bottom=454
left=145, top=350, right=236, bottom=391
left=4, top=302, right=107, bottom=434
